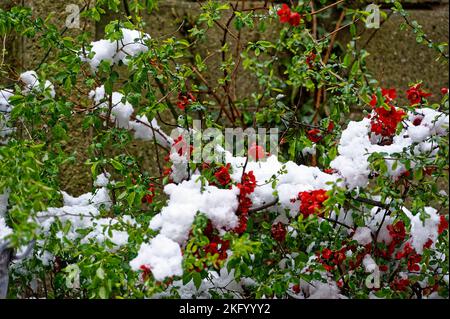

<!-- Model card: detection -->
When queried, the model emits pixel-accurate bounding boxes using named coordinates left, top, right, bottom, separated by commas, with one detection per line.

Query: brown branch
left=249, top=197, right=279, bottom=213
left=310, top=0, right=345, bottom=16
left=191, top=66, right=234, bottom=122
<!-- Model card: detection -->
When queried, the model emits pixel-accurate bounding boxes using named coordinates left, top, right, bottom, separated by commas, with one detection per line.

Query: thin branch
left=249, top=197, right=279, bottom=213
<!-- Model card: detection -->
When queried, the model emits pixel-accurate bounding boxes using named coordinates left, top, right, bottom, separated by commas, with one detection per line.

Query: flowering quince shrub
left=0, top=1, right=449, bottom=299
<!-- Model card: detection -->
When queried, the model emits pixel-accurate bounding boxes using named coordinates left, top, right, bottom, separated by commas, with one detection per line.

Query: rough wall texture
left=353, top=2, right=449, bottom=100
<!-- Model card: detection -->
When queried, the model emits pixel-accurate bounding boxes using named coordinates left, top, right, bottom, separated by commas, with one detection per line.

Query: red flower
left=277, top=4, right=302, bottom=26
left=298, top=189, right=328, bottom=217
left=395, top=242, right=414, bottom=260
left=423, top=238, right=433, bottom=250
left=292, top=284, right=301, bottom=294
left=214, top=163, right=231, bottom=186
left=289, top=12, right=301, bottom=26
left=140, top=265, right=152, bottom=281
left=248, top=143, right=266, bottom=161
left=387, top=221, right=406, bottom=245
left=438, top=215, right=448, bottom=234
left=391, top=278, right=410, bottom=291
left=163, top=167, right=172, bottom=176
left=381, top=88, right=397, bottom=103
left=321, top=248, right=332, bottom=260
left=234, top=171, right=257, bottom=234
left=277, top=4, right=291, bottom=23
left=370, top=104, right=406, bottom=138
left=332, top=248, right=347, bottom=264
left=327, top=121, right=334, bottom=132
left=177, top=92, right=196, bottom=110
left=369, top=94, right=378, bottom=108
left=406, top=84, right=432, bottom=105
left=407, top=252, right=422, bottom=272
left=271, top=222, right=287, bottom=242
left=379, top=264, right=388, bottom=272
left=323, top=168, right=337, bottom=174
left=370, top=88, right=397, bottom=107
left=142, top=183, right=156, bottom=204
left=307, top=128, right=322, bottom=143
left=203, top=220, right=214, bottom=238
left=441, top=87, right=449, bottom=95
left=306, top=52, right=316, bottom=69
left=237, top=171, right=257, bottom=196
left=412, top=117, right=423, bottom=126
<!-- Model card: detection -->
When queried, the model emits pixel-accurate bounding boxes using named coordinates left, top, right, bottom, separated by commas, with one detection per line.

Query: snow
left=169, top=152, right=190, bottom=184
left=149, top=176, right=239, bottom=243
left=366, top=206, right=394, bottom=244
left=0, top=190, right=9, bottom=217
left=81, top=28, right=150, bottom=71
left=352, top=227, right=373, bottom=245
left=88, top=85, right=133, bottom=128
left=132, top=107, right=448, bottom=281
left=93, top=172, right=110, bottom=188
left=224, top=153, right=338, bottom=216
left=402, top=206, right=441, bottom=254
left=362, top=254, right=377, bottom=273
left=129, top=115, right=172, bottom=147
left=130, top=234, right=183, bottom=281
left=300, top=278, right=346, bottom=299
left=0, top=216, right=13, bottom=245
left=331, top=109, right=448, bottom=189
left=61, top=186, right=112, bottom=210
left=89, top=86, right=171, bottom=148
left=20, top=71, right=55, bottom=98
left=0, top=89, right=14, bottom=140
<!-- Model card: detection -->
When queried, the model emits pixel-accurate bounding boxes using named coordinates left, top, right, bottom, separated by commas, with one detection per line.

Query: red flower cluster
left=139, top=264, right=152, bottom=281
left=306, top=122, right=333, bottom=143
left=438, top=215, right=449, bottom=234
left=214, top=163, right=231, bottom=187
left=292, top=284, right=301, bottom=294
left=177, top=92, right=196, bottom=110
left=297, top=189, right=328, bottom=218
left=376, top=221, right=407, bottom=258
left=271, top=222, right=287, bottom=242
left=142, top=183, right=156, bottom=204
left=316, top=246, right=349, bottom=272
left=327, top=121, right=335, bottom=132
left=441, top=87, right=449, bottom=95
left=387, top=221, right=406, bottom=244
left=369, top=89, right=406, bottom=138
left=234, top=171, right=257, bottom=234
left=306, top=52, right=316, bottom=69
left=204, top=239, right=230, bottom=262
left=248, top=143, right=266, bottom=161
left=193, top=220, right=230, bottom=269
left=395, top=242, right=422, bottom=272
left=277, top=4, right=302, bottom=27
left=307, top=129, right=322, bottom=143
left=406, top=84, right=431, bottom=105
left=391, top=278, right=410, bottom=292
